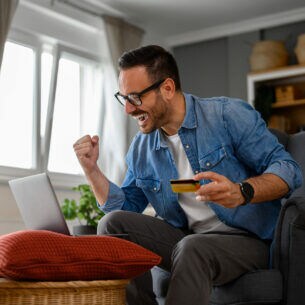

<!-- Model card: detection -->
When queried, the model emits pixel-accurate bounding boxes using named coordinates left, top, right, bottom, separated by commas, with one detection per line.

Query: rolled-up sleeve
left=99, top=181, right=125, bottom=213
left=99, top=165, right=149, bottom=214
left=264, top=159, right=303, bottom=197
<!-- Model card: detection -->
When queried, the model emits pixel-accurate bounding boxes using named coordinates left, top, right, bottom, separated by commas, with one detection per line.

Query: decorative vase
left=295, top=34, right=305, bottom=65
left=73, top=225, right=97, bottom=236
left=250, top=40, right=289, bottom=72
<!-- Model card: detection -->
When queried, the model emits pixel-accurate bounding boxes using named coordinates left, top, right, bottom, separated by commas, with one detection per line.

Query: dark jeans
left=97, top=210, right=269, bottom=305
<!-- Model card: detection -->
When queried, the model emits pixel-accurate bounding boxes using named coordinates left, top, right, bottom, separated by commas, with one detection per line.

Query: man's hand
left=73, top=135, right=110, bottom=206
left=193, top=171, right=244, bottom=208
left=73, top=135, right=99, bottom=175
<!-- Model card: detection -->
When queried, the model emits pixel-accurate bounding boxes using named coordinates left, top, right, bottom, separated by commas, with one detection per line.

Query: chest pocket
left=199, top=146, right=227, bottom=171
left=135, top=178, right=161, bottom=193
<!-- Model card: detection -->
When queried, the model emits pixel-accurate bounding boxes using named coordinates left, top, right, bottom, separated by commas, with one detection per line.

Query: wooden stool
left=0, top=278, right=129, bottom=305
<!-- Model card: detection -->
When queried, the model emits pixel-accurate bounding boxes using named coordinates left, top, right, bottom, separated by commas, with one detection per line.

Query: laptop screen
left=9, top=173, right=70, bottom=235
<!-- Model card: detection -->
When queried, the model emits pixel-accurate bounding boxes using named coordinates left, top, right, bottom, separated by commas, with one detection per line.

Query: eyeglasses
left=114, top=79, right=165, bottom=107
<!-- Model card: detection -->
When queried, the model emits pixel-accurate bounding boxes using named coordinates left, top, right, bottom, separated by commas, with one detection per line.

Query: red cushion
left=0, top=230, right=161, bottom=281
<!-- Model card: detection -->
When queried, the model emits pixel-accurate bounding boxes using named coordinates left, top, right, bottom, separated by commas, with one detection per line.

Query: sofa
left=151, top=129, right=305, bottom=305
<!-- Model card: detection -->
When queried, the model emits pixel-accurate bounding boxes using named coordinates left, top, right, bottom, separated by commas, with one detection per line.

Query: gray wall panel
left=173, top=38, right=228, bottom=98
left=172, top=21, right=305, bottom=104
left=227, top=31, right=260, bottom=101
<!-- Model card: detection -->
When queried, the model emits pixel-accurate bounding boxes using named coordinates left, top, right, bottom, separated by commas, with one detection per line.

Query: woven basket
left=250, top=40, right=288, bottom=72
left=0, top=278, right=129, bottom=305
left=295, top=33, right=305, bottom=65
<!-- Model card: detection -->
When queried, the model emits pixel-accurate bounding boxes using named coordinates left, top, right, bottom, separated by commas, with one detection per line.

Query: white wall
left=0, top=183, right=25, bottom=234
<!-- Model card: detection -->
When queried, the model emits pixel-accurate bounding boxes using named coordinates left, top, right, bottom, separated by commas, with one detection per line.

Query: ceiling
left=88, top=0, right=305, bottom=41
left=52, top=0, right=305, bottom=46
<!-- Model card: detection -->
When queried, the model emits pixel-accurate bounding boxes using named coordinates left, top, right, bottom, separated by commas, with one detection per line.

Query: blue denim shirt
left=101, top=94, right=303, bottom=240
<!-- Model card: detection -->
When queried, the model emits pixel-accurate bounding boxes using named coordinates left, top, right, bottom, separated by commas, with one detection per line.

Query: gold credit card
left=170, top=179, right=200, bottom=193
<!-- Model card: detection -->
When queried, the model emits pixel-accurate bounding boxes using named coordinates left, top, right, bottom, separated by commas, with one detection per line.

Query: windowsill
left=0, top=166, right=87, bottom=190
left=49, top=172, right=88, bottom=190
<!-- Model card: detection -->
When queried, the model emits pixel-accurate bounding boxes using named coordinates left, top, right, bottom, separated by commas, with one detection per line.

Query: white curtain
left=98, top=16, right=144, bottom=185
left=0, top=0, right=19, bottom=71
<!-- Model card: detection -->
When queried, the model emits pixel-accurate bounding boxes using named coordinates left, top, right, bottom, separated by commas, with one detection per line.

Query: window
left=0, top=38, right=103, bottom=184
left=48, top=54, right=102, bottom=175
left=0, top=42, right=35, bottom=169
left=41, top=52, right=53, bottom=139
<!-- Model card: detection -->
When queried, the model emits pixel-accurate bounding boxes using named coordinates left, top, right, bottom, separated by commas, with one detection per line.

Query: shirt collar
left=181, top=93, right=198, bottom=129
left=154, top=93, right=197, bottom=150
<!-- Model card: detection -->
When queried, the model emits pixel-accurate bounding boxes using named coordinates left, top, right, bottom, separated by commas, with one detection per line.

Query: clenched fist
left=73, top=135, right=99, bottom=175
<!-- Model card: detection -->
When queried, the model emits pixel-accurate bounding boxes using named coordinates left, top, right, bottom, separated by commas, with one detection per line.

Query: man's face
left=118, top=66, right=169, bottom=134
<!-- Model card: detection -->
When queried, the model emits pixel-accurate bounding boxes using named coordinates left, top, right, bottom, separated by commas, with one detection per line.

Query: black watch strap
left=239, top=182, right=254, bottom=205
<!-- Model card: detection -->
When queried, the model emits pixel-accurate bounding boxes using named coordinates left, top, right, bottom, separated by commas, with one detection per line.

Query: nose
left=124, top=100, right=137, bottom=114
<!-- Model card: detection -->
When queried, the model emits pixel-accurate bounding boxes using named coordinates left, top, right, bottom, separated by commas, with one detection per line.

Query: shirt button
left=153, top=187, right=157, bottom=191
left=185, top=144, right=190, bottom=149
left=195, top=170, right=199, bottom=174
left=206, top=162, right=211, bottom=167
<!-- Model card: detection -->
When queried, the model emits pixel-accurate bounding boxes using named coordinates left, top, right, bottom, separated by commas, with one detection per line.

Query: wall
left=174, top=38, right=228, bottom=98
left=0, top=184, right=25, bottom=235
left=173, top=21, right=305, bottom=101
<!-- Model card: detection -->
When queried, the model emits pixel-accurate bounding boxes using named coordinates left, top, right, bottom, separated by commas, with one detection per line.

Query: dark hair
left=118, top=45, right=181, bottom=91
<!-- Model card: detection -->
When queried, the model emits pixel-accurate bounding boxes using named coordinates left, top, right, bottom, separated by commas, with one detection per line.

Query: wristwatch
left=239, top=182, right=254, bottom=205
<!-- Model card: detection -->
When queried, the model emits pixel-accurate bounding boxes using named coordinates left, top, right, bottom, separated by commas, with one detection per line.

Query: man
left=74, top=45, right=302, bottom=305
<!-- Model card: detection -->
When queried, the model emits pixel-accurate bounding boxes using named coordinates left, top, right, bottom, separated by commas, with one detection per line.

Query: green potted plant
left=61, top=184, right=104, bottom=235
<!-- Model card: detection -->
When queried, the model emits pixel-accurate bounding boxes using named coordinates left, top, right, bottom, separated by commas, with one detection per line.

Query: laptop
left=9, top=173, right=71, bottom=235
left=9, top=173, right=130, bottom=238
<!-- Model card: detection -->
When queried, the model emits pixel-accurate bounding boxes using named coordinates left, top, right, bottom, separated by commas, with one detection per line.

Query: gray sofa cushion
left=210, top=270, right=282, bottom=305
left=269, top=128, right=289, bottom=149
left=287, top=132, right=305, bottom=197
left=152, top=267, right=282, bottom=305
left=151, top=267, right=170, bottom=300
left=272, top=197, right=305, bottom=305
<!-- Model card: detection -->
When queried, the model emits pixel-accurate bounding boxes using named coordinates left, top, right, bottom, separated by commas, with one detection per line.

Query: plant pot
left=72, top=225, right=97, bottom=236
left=295, top=33, right=305, bottom=65
left=250, top=40, right=288, bottom=72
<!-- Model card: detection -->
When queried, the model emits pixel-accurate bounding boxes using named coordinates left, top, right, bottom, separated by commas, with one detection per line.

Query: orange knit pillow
left=0, top=230, right=161, bottom=281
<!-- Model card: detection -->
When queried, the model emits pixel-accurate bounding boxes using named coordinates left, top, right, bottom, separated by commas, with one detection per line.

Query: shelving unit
left=247, top=65, right=305, bottom=133
left=271, top=99, right=305, bottom=108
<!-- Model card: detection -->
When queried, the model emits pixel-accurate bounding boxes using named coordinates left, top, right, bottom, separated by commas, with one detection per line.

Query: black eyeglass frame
left=114, top=79, right=165, bottom=107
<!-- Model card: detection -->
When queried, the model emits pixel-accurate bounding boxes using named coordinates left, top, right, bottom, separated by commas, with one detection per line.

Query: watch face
left=240, top=182, right=254, bottom=203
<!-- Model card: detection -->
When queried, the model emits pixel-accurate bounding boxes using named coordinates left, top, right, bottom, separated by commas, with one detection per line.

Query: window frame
left=0, top=29, right=103, bottom=188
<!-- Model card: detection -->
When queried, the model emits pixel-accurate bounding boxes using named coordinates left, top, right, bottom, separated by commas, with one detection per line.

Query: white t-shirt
left=163, top=132, right=244, bottom=234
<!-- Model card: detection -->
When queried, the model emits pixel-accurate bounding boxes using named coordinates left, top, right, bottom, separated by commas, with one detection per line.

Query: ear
left=160, top=78, right=176, bottom=100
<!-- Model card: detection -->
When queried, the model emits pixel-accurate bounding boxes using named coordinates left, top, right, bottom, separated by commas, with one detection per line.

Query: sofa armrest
left=272, top=196, right=305, bottom=305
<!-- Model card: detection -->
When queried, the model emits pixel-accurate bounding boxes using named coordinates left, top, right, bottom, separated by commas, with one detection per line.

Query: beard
left=142, top=105, right=169, bottom=134
left=132, top=95, right=169, bottom=134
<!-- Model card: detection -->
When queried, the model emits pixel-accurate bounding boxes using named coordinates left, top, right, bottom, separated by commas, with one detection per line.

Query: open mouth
left=133, top=113, right=149, bottom=124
